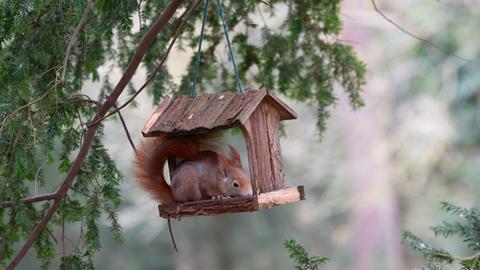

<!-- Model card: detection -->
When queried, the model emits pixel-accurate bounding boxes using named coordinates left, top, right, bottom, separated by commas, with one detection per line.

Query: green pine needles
left=0, top=0, right=365, bottom=269
left=284, top=239, right=329, bottom=270
left=404, top=202, right=480, bottom=270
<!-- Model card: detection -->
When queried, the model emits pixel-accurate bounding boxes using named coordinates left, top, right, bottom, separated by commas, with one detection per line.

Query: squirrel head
left=218, top=145, right=253, bottom=197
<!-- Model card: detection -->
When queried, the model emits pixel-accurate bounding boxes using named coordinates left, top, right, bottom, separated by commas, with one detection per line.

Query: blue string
left=216, top=0, right=243, bottom=94
left=191, top=0, right=210, bottom=96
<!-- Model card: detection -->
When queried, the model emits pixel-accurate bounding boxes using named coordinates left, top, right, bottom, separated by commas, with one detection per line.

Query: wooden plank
left=144, top=90, right=298, bottom=136
left=158, top=186, right=305, bottom=219
left=253, top=103, right=273, bottom=192
left=211, top=93, right=246, bottom=126
left=199, top=92, right=237, bottom=129
left=175, top=94, right=212, bottom=131
left=237, top=90, right=267, bottom=125
left=264, top=100, right=285, bottom=189
left=182, top=94, right=226, bottom=131
left=214, top=90, right=262, bottom=127
left=142, top=96, right=173, bottom=136
left=241, top=102, right=273, bottom=194
left=173, top=97, right=201, bottom=132
left=258, top=186, right=305, bottom=209
left=152, top=96, right=192, bottom=133
left=158, top=196, right=259, bottom=219
left=240, top=122, right=259, bottom=195
left=265, top=91, right=298, bottom=120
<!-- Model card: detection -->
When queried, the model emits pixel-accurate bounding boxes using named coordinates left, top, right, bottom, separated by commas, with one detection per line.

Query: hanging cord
left=191, top=0, right=210, bottom=96
left=191, top=0, right=244, bottom=96
left=216, top=0, right=243, bottom=94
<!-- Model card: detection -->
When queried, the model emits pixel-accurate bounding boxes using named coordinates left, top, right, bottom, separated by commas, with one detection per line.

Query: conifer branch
left=87, top=0, right=202, bottom=127
left=2, top=192, right=57, bottom=208
left=0, top=83, right=56, bottom=134
left=61, top=0, right=95, bottom=82
left=5, top=1, right=185, bottom=268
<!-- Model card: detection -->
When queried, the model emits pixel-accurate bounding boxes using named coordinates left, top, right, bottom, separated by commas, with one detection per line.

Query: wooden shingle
left=142, top=89, right=297, bottom=137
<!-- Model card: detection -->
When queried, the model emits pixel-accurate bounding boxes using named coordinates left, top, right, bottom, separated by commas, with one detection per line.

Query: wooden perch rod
left=158, top=186, right=305, bottom=219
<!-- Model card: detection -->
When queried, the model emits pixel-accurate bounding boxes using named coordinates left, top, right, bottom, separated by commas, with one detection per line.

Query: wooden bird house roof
left=142, top=89, right=297, bottom=136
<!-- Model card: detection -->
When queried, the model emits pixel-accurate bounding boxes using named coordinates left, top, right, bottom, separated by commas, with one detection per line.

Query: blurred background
left=19, top=0, right=480, bottom=269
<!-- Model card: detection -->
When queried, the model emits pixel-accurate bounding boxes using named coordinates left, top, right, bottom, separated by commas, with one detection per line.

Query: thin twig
left=138, top=0, right=143, bottom=30
left=0, top=74, right=59, bottom=135
left=33, top=162, right=46, bottom=196
left=0, top=84, right=56, bottom=134
left=70, top=96, right=135, bottom=150
left=258, top=0, right=271, bottom=6
left=257, top=5, right=269, bottom=29
left=28, top=109, right=36, bottom=148
left=87, top=0, right=202, bottom=128
left=61, top=0, right=95, bottom=81
left=2, top=193, right=57, bottom=208
left=113, top=104, right=136, bottom=152
left=75, top=224, right=84, bottom=251
left=167, top=218, right=179, bottom=252
left=75, top=108, right=85, bottom=129
left=371, top=0, right=470, bottom=62
left=61, top=214, right=65, bottom=258
left=45, top=227, right=58, bottom=245
left=6, top=1, right=185, bottom=268
left=32, top=66, right=59, bottom=83
left=427, top=250, right=480, bottom=262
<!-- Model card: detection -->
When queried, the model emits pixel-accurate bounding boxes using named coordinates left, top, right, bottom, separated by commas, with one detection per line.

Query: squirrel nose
left=244, top=186, right=253, bottom=196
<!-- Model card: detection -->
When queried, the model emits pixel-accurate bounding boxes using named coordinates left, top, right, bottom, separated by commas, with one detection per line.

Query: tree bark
left=6, top=1, right=184, bottom=269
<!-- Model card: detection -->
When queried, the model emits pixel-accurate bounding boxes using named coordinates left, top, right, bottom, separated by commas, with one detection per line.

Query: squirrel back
left=171, top=147, right=253, bottom=201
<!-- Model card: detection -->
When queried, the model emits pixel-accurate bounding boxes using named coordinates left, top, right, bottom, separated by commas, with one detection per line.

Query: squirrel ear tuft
left=217, top=151, right=229, bottom=166
left=228, top=145, right=242, bottom=167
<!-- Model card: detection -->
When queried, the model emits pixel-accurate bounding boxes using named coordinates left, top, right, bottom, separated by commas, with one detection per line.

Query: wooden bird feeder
left=142, top=89, right=305, bottom=218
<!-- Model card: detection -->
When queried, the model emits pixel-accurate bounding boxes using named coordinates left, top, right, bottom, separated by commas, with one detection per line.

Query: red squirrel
left=133, top=134, right=253, bottom=204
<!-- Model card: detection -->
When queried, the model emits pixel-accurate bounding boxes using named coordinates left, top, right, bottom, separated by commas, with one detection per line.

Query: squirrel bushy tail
left=133, top=135, right=201, bottom=204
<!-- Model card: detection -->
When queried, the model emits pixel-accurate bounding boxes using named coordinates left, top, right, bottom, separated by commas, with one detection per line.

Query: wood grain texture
left=143, top=90, right=298, bottom=199
left=151, top=96, right=190, bottom=133
left=240, top=121, right=259, bottom=195
left=157, top=186, right=305, bottom=218
left=257, top=186, right=305, bottom=209
left=241, top=102, right=273, bottom=194
left=264, top=100, right=285, bottom=189
left=158, top=196, right=259, bottom=218
left=142, top=96, right=172, bottom=136
left=236, top=90, right=267, bottom=124
left=212, top=91, right=250, bottom=127
left=142, top=89, right=296, bottom=136
left=265, top=91, right=298, bottom=120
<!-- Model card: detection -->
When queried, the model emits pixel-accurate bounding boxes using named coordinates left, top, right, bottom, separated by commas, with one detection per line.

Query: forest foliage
left=404, top=203, right=480, bottom=270
left=0, top=0, right=365, bottom=268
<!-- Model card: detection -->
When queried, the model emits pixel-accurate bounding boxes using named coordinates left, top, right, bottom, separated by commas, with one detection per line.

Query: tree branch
left=0, top=84, right=55, bottom=134
left=5, top=1, right=185, bottom=268
left=61, top=0, right=95, bottom=82
left=113, top=104, right=136, bottom=152
left=2, top=193, right=57, bottom=208
left=371, top=0, right=470, bottom=62
left=87, top=0, right=202, bottom=127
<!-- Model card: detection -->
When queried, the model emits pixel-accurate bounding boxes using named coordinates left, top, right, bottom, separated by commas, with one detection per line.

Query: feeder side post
left=241, top=102, right=275, bottom=194
left=263, top=101, right=285, bottom=190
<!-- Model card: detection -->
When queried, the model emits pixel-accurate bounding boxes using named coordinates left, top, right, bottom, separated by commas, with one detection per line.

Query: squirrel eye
left=233, top=182, right=239, bottom=188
